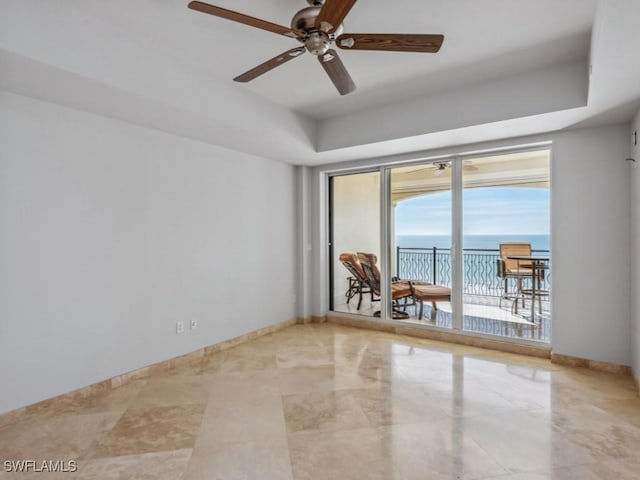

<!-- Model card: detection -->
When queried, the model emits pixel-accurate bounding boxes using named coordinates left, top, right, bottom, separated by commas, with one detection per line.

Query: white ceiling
left=195, top=0, right=597, bottom=118
left=1, top=0, right=639, bottom=165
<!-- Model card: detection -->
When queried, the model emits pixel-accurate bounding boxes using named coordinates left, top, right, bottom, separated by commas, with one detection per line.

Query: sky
left=395, top=187, right=550, bottom=235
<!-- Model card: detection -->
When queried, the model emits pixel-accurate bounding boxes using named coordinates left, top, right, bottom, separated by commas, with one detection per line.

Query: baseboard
left=0, top=317, right=297, bottom=428
left=296, top=316, right=327, bottom=324
left=326, top=314, right=550, bottom=358
left=550, top=353, right=633, bottom=376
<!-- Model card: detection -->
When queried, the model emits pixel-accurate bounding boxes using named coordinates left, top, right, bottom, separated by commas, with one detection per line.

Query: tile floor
left=1, top=323, right=639, bottom=479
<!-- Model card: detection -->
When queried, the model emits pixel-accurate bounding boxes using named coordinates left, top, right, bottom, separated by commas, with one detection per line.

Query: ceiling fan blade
left=316, top=0, right=357, bottom=34
left=234, top=47, right=306, bottom=83
left=318, top=50, right=356, bottom=96
left=188, top=1, right=301, bottom=39
left=337, top=33, right=444, bottom=52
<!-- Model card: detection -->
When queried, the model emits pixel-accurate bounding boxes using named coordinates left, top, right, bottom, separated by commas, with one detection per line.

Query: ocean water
left=396, top=234, right=550, bottom=251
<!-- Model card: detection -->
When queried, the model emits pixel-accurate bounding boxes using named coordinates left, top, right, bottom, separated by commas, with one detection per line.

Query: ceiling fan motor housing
left=291, top=6, right=321, bottom=31
left=305, top=32, right=330, bottom=55
left=292, top=6, right=343, bottom=56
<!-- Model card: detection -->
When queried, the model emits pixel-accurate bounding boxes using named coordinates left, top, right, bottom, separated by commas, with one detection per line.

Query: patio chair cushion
left=391, top=282, right=412, bottom=298
left=411, top=284, right=452, bottom=302
left=338, top=252, right=367, bottom=281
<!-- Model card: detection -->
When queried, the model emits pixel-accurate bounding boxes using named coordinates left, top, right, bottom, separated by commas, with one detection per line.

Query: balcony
left=334, top=247, right=551, bottom=342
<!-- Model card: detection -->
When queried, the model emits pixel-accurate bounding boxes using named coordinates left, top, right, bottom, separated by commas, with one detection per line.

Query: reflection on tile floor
left=334, top=295, right=551, bottom=342
left=1, top=323, right=638, bottom=479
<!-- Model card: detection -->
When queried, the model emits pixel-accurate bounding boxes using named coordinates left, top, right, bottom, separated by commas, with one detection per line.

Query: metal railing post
left=432, top=246, right=437, bottom=284
left=396, top=246, right=400, bottom=278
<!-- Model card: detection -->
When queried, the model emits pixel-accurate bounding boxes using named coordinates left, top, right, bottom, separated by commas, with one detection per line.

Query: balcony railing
left=396, top=247, right=550, bottom=297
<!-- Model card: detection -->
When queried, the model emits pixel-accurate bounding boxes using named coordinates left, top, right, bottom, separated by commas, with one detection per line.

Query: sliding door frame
left=451, top=157, right=464, bottom=330
left=326, top=143, right=552, bottom=341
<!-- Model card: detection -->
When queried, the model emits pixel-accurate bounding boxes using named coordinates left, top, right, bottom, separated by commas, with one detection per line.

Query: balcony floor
left=333, top=294, right=550, bottom=343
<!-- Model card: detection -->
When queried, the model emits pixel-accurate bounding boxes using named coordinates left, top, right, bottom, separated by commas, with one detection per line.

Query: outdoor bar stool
left=511, top=261, right=550, bottom=322
left=497, top=242, right=535, bottom=313
left=409, top=282, right=452, bottom=320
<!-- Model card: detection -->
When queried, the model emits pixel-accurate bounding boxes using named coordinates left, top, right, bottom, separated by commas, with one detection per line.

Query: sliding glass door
left=329, top=148, right=551, bottom=343
left=390, top=163, right=454, bottom=327
left=330, top=172, right=380, bottom=317
left=462, top=151, right=551, bottom=341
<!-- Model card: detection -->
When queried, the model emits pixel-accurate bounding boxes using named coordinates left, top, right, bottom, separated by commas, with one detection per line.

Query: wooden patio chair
left=338, top=252, right=376, bottom=309
left=356, top=252, right=413, bottom=318
left=356, top=252, right=452, bottom=320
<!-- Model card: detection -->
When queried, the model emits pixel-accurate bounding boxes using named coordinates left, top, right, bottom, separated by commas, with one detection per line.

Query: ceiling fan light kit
left=188, top=0, right=444, bottom=95
left=433, top=163, right=447, bottom=176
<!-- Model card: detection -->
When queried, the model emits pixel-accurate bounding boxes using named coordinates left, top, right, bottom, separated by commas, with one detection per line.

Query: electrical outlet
left=190, top=318, right=198, bottom=330
left=176, top=321, right=185, bottom=334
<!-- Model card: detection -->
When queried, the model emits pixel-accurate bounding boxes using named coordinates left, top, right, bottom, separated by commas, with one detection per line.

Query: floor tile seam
left=433, top=409, right=522, bottom=421
left=87, top=444, right=196, bottom=462
left=275, top=366, right=376, bottom=382
left=287, top=415, right=461, bottom=438
left=201, top=400, right=284, bottom=417
left=280, top=385, right=377, bottom=402
left=123, top=402, right=208, bottom=415
left=77, top=409, right=131, bottom=461
left=276, top=361, right=337, bottom=370
left=486, top=389, right=550, bottom=412
left=273, top=348, right=326, bottom=357
left=278, top=394, right=297, bottom=480
left=282, top=414, right=372, bottom=436
left=286, top=423, right=387, bottom=439
left=190, top=436, right=290, bottom=451
left=497, top=463, right=590, bottom=476
left=79, top=447, right=194, bottom=465
left=204, top=390, right=287, bottom=412
left=216, top=366, right=279, bottom=375
left=463, top=433, right=513, bottom=477
left=127, top=375, right=218, bottom=410
left=276, top=384, right=375, bottom=397
left=189, top=400, right=217, bottom=451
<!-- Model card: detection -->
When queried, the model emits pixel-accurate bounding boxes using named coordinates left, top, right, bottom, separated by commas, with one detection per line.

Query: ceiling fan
left=404, top=161, right=479, bottom=176
left=187, top=0, right=444, bottom=95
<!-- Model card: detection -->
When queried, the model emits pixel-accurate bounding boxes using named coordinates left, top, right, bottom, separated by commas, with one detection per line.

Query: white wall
left=630, top=108, right=640, bottom=380
left=295, top=165, right=314, bottom=321
left=310, top=123, right=632, bottom=366
left=0, top=92, right=297, bottom=414
left=551, top=125, right=631, bottom=365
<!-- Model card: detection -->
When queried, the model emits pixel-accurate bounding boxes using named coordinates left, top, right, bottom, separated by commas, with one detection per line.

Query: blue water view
left=396, top=234, right=550, bottom=251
